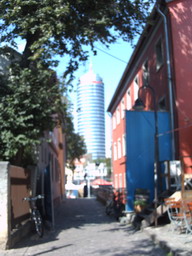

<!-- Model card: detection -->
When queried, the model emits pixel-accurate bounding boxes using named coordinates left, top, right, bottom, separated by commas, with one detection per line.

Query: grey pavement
left=144, top=224, right=192, bottom=256
left=0, top=198, right=190, bottom=256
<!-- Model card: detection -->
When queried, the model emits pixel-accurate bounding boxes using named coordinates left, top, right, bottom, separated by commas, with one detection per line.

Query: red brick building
left=107, top=0, right=192, bottom=210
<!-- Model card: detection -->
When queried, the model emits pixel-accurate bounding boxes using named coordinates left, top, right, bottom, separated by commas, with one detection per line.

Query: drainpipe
left=156, top=3, right=175, bottom=160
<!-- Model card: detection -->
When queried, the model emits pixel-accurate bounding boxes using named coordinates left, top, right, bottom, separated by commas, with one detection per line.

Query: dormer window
left=158, top=96, right=166, bottom=111
left=127, top=88, right=131, bottom=110
left=142, top=60, right=149, bottom=86
left=134, top=76, right=139, bottom=100
left=156, top=38, right=164, bottom=71
left=121, top=99, right=125, bottom=119
left=116, top=107, right=120, bottom=124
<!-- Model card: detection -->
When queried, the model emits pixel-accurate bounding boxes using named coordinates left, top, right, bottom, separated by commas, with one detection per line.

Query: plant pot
left=134, top=204, right=145, bottom=213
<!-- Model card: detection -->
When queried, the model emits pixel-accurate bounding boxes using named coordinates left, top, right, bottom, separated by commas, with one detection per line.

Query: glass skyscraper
left=77, top=64, right=105, bottom=160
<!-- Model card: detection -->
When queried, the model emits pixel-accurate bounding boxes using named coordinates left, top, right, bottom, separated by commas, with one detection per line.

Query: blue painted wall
left=125, top=111, right=172, bottom=212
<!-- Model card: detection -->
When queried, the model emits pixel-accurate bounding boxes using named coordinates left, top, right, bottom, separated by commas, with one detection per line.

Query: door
left=44, top=165, right=54, bottom=226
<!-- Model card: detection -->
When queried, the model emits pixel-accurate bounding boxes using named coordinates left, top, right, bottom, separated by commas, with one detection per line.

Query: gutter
left=156, top=3, right=175, bottom=160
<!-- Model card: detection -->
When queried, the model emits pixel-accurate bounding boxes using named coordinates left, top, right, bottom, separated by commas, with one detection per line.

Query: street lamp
left=133, top=84, right=160, bottom=227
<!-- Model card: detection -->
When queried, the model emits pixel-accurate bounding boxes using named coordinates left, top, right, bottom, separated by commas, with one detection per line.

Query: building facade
left=36, top=114, right=66, bottom=225
left=0, top=47, right=66, bottom=243
left=77, top=64, right=105, bottom=160
left=107, top=0, right=192, bottom=209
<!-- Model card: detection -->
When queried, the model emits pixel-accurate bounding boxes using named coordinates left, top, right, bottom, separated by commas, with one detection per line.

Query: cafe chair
left=164, top=198, right=187, bottom=233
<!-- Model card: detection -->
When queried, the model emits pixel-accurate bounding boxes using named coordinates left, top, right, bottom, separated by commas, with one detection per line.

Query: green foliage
left=0, top=56, right=63, bottom=164
left=134, top=199, right=147, bottom=206
left=64, top=101, right=86, bottom=170
left=166, top=252, right=173, bottom=256
left=0, top=0, right=153, bottom=80
left=0, top=0, right=153, bottom=166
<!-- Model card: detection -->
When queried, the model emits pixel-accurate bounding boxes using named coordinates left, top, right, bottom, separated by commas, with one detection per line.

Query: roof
left=107, top=0, right=167, bottom=113
left=91, top=178, right=112, bottom=186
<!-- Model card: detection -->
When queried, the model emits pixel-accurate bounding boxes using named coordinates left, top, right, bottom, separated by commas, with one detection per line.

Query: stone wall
left=0, top=162, right=10, bottom=249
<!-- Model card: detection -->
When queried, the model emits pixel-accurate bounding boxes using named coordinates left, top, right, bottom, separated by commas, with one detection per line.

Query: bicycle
left=106, top=191, right=125, bottom=220
left=105, top=189, right=115, bottom=216
left=106, top=197, right=115, bottom=216
left=23, top=194, right=44, bottom=238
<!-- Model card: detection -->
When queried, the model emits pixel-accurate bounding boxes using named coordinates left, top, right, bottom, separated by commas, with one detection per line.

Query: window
left=113, top=142, right=117, bottom=161
left=119, top=173, right=122, bottom=190
left=127, top=88, right=131, bottom=110
left=117, top=138, right=121, bottom=159
left=116, top=107, right=120, bottom=124
left=115, top=174, right=118, bottom=189
left=121, top=99, right=125, bottom=119
left=142, top=60, right=149, bottom=86
left=134, top=76, right=139, bottom=101
left=113, top=114, right=116, bottom=129
left=156, top=38, right=164, bottom=70
left=122, top=134, right=126, bottom=156
left=158, top=96, right=166, bottom=111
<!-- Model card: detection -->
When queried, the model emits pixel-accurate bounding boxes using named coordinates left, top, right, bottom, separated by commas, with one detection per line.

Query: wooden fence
left=10, top=165, right=31, bottom=231
left=0, top=163, right=32, bottom=249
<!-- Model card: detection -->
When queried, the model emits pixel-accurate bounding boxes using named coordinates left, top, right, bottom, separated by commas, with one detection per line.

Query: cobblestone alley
left=2, top=198, right=167, bottom=256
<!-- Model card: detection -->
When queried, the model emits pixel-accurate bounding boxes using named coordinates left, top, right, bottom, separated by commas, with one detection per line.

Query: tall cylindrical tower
left=77, top=64, right=105, bottom=160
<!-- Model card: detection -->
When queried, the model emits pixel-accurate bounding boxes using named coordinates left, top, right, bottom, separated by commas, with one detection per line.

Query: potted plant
left=134, top=199, right=147, bottom=213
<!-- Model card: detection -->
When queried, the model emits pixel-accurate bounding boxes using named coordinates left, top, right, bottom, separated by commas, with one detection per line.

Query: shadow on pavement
left=14, top=198, right=116, bottom=249
left=97, top=239, right=164, bottom=256
left=31, top=244, right=73, bottom=256
left=55, top=198, right=116, bottom=229
left=12, top=198, right=192, bottom=255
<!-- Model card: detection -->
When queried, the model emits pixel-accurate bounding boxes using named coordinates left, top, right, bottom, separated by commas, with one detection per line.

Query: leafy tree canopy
left=0, top=0, right=153, bottom=165
left=0, top=0, right=153, bottom=79
left=64, top=100, right=87, bottom=170
left=0, top=47, right=64, bottom=164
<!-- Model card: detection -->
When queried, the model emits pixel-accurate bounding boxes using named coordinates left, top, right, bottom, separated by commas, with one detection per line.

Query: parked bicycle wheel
left=32, top=209, right=44, bottom=237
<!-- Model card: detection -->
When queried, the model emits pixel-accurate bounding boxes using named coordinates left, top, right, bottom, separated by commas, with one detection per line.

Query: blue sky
left=56, top=39, right=133, bottom=110
left=55, top=39, right=134, bottom=158
left=54, top=39, right=133, bottom=157
left=17, top=38, right=135, bottom=158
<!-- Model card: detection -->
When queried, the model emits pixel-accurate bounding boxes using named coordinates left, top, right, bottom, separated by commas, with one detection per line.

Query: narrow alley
left=2, top=198, right=166, bottom=256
